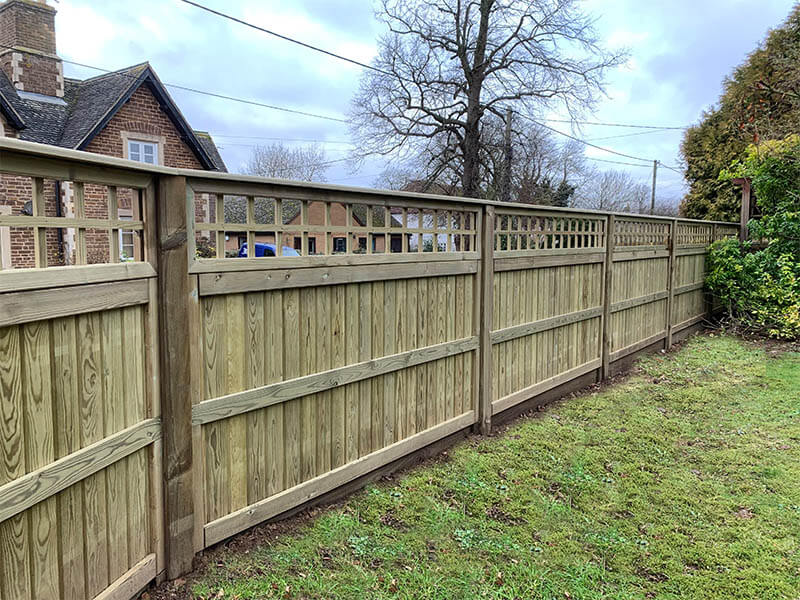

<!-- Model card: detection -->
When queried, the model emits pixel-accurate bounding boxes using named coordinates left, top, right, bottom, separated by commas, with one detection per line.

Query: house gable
left=82, top=83, right=206, bottom=169
left=66, top=65, right=222, bottom=170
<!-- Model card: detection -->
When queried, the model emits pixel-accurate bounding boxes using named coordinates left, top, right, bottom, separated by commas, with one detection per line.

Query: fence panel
left=0, top=143, right=162, bottom=600
left=606, top=217, right=672, bottom=364
left=0, top=138, right=741, bottom=589
left=489, top=209, right=605, bottom=415
left=186, top=179, right=480, bottom=546
left=671, top=221, right=737, bottom=334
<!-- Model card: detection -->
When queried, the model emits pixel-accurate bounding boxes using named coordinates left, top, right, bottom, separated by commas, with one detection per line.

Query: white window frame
left=127, top=139, right=159, bottom=166
left=121, top=132, right=165, bottom=166
left=118, top=212, right=136, bottom=262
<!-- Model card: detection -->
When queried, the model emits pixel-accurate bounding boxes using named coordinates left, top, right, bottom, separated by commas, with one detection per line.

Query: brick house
left=0, top=0, right=226, bottom=268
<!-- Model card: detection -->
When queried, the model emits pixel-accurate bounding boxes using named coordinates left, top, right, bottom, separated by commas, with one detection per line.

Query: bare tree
left=573, top=169, right=650, bottom=212
left=374, top=119, right=588, bottom=206
left=245, top=143, right=331, bottom=182
left=350, top=0, right=625, bottom=198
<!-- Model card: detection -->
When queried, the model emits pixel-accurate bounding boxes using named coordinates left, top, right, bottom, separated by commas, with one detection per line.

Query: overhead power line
left=586, top=129, right=674, bottom=142
left=540, top=118, right=686, bottom=130
left=180, top=1, right=691, bottom=134
left=587, top=157, right=656, bottom=168
left=521, top=115, right=654, bottom=164
left=179, top=0, right=391, bottom=77
left=0, top=44, right=349, bottom=124
left=210, top=134, right=353, bottom=145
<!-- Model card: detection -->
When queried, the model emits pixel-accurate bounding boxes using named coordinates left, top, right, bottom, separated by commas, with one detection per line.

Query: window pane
left=128, top=140, right=158, bottom=165
left=129, top=141, right=140, bottom=161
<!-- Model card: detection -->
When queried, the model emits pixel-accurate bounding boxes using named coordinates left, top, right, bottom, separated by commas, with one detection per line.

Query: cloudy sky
left=54, top=0, right=795, bottom=203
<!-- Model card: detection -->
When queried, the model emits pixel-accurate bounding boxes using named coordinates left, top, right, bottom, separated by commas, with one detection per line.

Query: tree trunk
left=460, top=0, right=493, bottom=199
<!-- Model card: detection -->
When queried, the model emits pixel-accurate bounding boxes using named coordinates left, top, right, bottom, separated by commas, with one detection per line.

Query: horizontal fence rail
left=0, top=137, right=739, bottom=598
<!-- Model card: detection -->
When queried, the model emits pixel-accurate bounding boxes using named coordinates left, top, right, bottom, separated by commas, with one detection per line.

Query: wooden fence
left=0, top=138, right=739, bottom=599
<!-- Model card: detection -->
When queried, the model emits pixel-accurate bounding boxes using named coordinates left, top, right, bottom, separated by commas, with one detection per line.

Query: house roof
left=0, top=63, right=226, bottom=171
left=0, top=73, right=25, bottom=130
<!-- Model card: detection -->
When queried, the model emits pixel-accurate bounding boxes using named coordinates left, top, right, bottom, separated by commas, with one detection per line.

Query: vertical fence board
left=102, top=309, right=130, bottom=583
left=245, top=294, right=266, bottom=504
left=283, top=289, right=301, bottom=488
left=22, top=321, right=60, bottom=600
left=330, top=286, right=346, bottom=469
left=77, top=312, right=110, bottom=597
left=226, top=295, right=248, bottom=512
left=370, top=282, right=384, bottom=451
left=52, top=316, right=86, bottom=600
left=0, top=325, right=31, bottom=600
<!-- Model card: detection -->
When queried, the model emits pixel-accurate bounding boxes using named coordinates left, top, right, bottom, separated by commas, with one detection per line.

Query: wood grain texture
left=193, top=337, right=479, bottom=425
left=204, top=411, right=475, bottom=546
left=93, top=553, right=157, bottom=600
left=0, top=280, right=149, bottom=327
left=0, top=325, right=31, bottom=600
left=157, top=175, right=196, bottom=579
left=21, top=321, right=59, bottom=600
left=199, top=261, right=478, bottom=294
left=0, top=262, right=155, bottom=294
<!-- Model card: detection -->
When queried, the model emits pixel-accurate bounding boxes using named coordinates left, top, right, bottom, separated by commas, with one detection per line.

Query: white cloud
left=51, top=0, right=797, bottom=187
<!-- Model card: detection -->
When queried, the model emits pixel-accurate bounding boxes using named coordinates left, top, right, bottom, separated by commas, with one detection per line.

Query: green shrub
left=710, top=135, right=800, bottom=339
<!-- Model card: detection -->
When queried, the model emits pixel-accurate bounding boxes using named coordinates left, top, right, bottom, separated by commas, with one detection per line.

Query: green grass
left=192, top=335, right=800, bottom=599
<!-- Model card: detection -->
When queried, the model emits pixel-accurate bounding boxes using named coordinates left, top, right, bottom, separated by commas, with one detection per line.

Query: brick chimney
left=0, top=0, right=63, bottom=97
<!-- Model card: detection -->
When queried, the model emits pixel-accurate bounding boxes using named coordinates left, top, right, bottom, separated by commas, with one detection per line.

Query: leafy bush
left=710, top=135, right=800, bottom=338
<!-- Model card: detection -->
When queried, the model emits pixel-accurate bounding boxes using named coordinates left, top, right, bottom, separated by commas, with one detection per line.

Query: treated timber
left=0, top=262, right=156, bottom=294
left=612, top=248, right=670, bottom=262
left=190, top=251, right=480, bottom=274
left=675, top=247, right=709, bottom=257
left=601, top=214, right=615, bottom=378
left=492, top=359, right=601, bottom=415
left=0, top=419, right=160, bottom=523
left=93, top=554, right=157, bottom=600
left=609, top=330, right=667, bottom=363
left=493, top=251, right=604, bottom=272
left=0, top=149, right=153, bottom=189
left=490, top=306, right=603, bottom=345
left=0, top=215, right=143, bottom=230
left=192, top=336, right=479, bottom=425
left=204, top=411, right=475, bottom=546
left=609, top=290, right=669, bottom=314
left=198, top=260, right=478, bottom=295
left=0, top=280, right=149, bottom=327
left=157, top=175, right=196, bottom=579
left=478, top=205, right=494, bottom=434
left=674, top=281, right=704, bottom=295
left=672, top=313, right=706, bottom=334
left=665, top=219, right=677, bottom=348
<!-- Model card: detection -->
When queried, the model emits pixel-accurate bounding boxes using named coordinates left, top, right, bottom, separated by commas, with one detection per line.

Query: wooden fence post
left=156, top=175, right=197, bottom=578
left=600, top=214, right=615, bottom=379
left=706, top=223, right=718, bottom=319
left=665, top=218, right=677, bottom=349
left=477, top=204, right=495, bottom=434
left=739, top=179, right=751, bottom=242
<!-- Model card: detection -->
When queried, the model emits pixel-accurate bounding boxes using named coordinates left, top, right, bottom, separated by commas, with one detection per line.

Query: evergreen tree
left=681, top=5, right=800, bottom=220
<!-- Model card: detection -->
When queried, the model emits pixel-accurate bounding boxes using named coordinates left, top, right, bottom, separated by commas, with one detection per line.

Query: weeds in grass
left=192, top=335, right=800, bottom=600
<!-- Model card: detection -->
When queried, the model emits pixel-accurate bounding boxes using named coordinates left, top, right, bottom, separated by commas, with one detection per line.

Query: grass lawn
left=191, top=334, right=800, bottom=600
